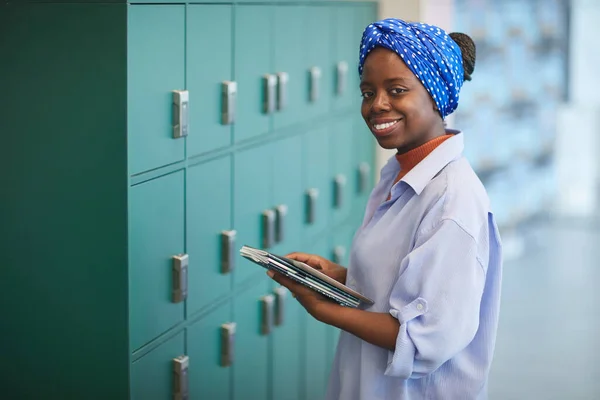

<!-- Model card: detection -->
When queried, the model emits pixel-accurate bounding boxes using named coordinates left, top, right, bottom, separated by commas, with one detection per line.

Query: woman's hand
left=285, top=252, right=347, bottom=284
left=266, top=270, right=334, bottom=320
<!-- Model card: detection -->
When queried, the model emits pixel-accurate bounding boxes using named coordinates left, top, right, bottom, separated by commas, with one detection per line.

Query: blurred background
left=1, top=0, right=599, bottom=399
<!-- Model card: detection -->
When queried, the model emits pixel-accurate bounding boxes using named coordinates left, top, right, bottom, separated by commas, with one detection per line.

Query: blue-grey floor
left=488, top=218, right=600, bottom=400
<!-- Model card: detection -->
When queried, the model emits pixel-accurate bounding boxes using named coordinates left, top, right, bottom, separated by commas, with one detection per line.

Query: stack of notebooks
left=240, top=245, right=374, bottom=308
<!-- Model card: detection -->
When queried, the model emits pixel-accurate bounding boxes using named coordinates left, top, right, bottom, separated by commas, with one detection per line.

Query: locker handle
left=220, top=230, right=236, bottom=274
left=220, top=322, right=236, bottom=367
left=305, top=188, right=319, bottom=224
left=358, top=162, right=371, bottom=194
left=262, top=209, right=276, bottom=249
left=273, top=287, right=287, bottom=326
left=263, top=74, right=277, bottom=114
left=172, top=90, right=189, bottom=139
left=172, top=254, right=189, bottom=303
left=336, top=61, right=348, bottom=96
left=172, top=355, right=189, bottom=400
left=309, top=66, right=321, bottom=103
left=277, top=72, right=289, bottom=111
left=334, top=174, right=346, bottom=209
left=333, top=245, right=346, bottom=265
left=221, top=81, right=237, bottom=125
left=261, top=294, right=275, bottom=335
left=275, top=204, right=288, bottom=243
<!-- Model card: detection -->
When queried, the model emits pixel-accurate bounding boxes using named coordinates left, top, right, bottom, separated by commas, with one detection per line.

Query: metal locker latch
left=172, top=90, right=189, bottom=139
left=358, top=162, right=371, bottom=194
left=275, top=204, right=287, bottom=243
left=221, top=230, right=236, bottom=274
left=305, top=188, right=319, bottom=224
left=172, top=254, right=188, bottom=303
left=220, top=322, right=236, bottom=367
left=262, top=209, right=276, bottom=249
left=277, top=72, right=289, bottom=111
left=273, top=287, right=287, bottom=326
left=336, top=62, right=348, bottom=96
left=260, top=294, right=275, bottom=335
left=221, top=81, right=237, bottom=125
left=334, top=174, right=346, bottom=209
left=172, top=355, right=189, bottom=400
left=263, top=74, right=277, bottom=114
left=309, top=67, right=321, bottom=103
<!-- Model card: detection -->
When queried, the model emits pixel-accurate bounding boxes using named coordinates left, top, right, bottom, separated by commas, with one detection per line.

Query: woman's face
left=360, top=47, right=444, bottom=154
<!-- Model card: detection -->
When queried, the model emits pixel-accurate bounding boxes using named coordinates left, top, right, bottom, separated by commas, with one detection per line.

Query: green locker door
left=127, top=5, right=185, bottom=175
left=332, top=4, right=359, bottom=112
left=270, top=132, right=304, bottom=399
left=234, top=5, right=273, bottom=143
left=273, top=5, right=308, bottom=132
left=234, top=144, right=272, bottom=286
left=327, top=224, right=356, bottom=366
left=306, top=5, right=333, bottom=121
left=304, top=237, right=333, bottom=400
left=188, top=301, right=233, bottom=400
left=353, top=113, right=375, bottom=225
left=303, top=126, right=331, bottom=242
left=271, top=135, right=304, bottom=257
left=131, top=332, right=185, bottom=400
left=187, top=5, right=233, bottom=156
left=129, top=171, right=185, bottom=351
left=187, top=156, right=233, bottom=316
left=234, top=279, right=271, bottom=400
left=270, top=281, right=304, bottom=400
left=331, top=117, right=356, bottom=226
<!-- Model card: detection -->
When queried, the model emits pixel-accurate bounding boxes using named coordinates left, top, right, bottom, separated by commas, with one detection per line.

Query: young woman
left=268, top=18, right=502, bottom=400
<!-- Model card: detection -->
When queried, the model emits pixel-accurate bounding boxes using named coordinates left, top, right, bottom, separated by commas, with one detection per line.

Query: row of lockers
left=128, top=3, right=374, bottom=176
left=130, top=227, right=358, bottom=400
left=129, top=113, right=374, bottom=353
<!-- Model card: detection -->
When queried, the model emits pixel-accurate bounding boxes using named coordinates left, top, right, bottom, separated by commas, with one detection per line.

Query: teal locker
left=234, top=144, right=272, bottom=286
left=130, top=332, right=185, bottom=400
left=273, top=5, right=309, bottom=132
left=233, top=279, right=272, bottom=400
left=234, top=5, right=273, bottom=143
left=129, top=171, right=185, bottom=351
left=303, top=126, right=332, bottom=241
left=331, top=117, right=357, bottom=226
left=187, top=4, right=233, bottom=156
left=304, top=237, right=334, bottom=400
left=187, top=156, right=233, bottom=316
left=305, top=5, right=333, bottom=120
left=188, top=301, right=233, bottom=400
left=271, top=283, right=305, bottom=400
left=332, top=5, right=359, bottom=111
left=127, top=5, right=185, bottom=175
left=327, top=223, right=357, bottom=366
left=353, top=113, right=375, bottom=222
left=271, top=135, right=305, bottom=257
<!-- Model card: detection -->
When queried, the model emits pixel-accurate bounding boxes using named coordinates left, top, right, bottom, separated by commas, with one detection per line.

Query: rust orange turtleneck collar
left=387, top=134, right=454, bottom=200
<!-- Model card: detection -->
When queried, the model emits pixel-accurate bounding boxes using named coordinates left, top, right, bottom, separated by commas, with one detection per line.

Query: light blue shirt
left=325, top=131, right=503, bottom=400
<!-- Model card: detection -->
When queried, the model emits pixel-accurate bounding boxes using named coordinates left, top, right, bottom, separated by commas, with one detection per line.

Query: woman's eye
left=390, top=88, right=406, bottom=95
left=361, top=91, right=374, bottom=99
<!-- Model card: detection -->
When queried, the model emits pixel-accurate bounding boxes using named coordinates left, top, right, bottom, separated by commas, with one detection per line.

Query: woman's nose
left=372, top=92, right=391, bottom=112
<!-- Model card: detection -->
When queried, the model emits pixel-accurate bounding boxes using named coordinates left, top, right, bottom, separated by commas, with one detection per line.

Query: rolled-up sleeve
left=384, top=218, right=486, bottom=379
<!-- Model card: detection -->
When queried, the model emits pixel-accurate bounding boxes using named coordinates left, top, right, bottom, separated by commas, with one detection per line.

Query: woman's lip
left=370, top=119, right=402, bottom=137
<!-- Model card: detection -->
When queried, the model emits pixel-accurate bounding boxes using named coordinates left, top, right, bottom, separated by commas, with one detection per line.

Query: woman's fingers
left=286, top=252, right=325, bottom=270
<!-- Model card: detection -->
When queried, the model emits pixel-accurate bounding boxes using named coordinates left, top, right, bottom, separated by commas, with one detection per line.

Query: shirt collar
left=399, top=130, right=464, bottom=195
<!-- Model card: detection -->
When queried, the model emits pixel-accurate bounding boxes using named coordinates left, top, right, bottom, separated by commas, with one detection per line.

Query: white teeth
left=373, top=120, right=399, bottom=130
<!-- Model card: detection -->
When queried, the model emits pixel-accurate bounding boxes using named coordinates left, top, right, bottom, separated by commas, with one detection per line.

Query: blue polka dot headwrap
left=358, top=18, right=465, bottom=119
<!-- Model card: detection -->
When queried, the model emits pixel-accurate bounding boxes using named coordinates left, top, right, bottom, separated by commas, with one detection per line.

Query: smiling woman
left=268, top=17, right=503, bottom=400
